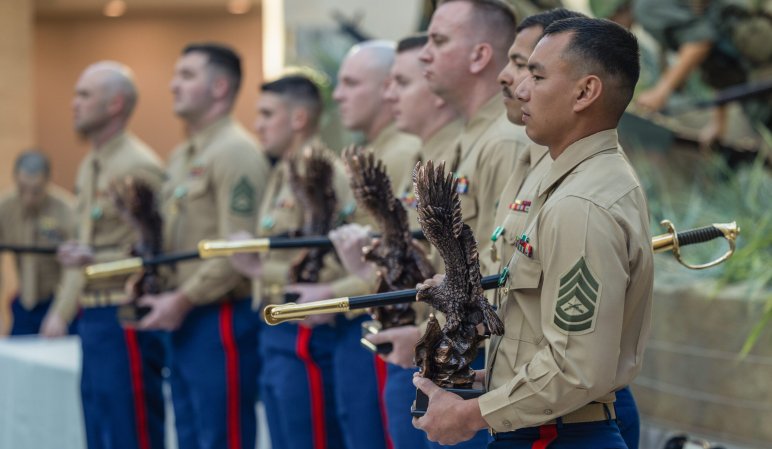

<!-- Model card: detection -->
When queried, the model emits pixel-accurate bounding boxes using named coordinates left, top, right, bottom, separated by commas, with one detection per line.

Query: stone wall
left=633, top=280, right=772, bottom=448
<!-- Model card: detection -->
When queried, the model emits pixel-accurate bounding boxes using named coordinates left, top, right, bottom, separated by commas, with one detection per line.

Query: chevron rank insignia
left=230, top=176, right=255, bottom=215
left=553, top=257, right=601, bottom=334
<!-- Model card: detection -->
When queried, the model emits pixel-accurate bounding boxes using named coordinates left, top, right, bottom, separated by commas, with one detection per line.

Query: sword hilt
left=657, top=220, right=739, bottom=270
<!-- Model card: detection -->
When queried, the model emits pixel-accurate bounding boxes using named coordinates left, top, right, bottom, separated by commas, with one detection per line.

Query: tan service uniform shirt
left=453, top=96, right=529, bottom=246
left=0, top=185, right=75, bottom=310
left=254, top=144, right=367, bottom=305
left=482, top=144, right=550, bottom=276
left=368, top=123, right=421, bottom=196
left=163, top=116, right=270, bottom=305
left=479, top=129, right=654, bottom=432
left=51, top=132, right=165, bottom=322
left=396, top=119, right=463, bottom=231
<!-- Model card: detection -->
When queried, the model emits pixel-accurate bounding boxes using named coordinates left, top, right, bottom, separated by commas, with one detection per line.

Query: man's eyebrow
left=528, top=62, right=545, bottom=72
left=510, top=51, right=528, bottom=62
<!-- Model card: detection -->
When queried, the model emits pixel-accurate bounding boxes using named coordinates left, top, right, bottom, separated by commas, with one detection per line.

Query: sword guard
left=661, top=219, right=739, bottom=270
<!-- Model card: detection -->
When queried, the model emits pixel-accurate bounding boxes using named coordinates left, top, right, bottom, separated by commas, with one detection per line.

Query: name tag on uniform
left=509, top=199, right=532, bottom=213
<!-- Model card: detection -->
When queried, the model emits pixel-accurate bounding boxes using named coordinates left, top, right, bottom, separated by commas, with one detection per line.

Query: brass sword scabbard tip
left=198, top=238, right=271, bottom=258
left=84, top=257, right=143, bottom=280
left=262, top=297, right=352, bottom=325
left=263, top=303, right=297, bottom=326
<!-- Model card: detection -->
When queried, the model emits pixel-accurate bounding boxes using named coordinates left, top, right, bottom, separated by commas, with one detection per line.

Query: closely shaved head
left=80, top=61, right=138, bottom=117
left=73, top=60, right=138, bottom=137
left=345, top=40, right=396, bottom=83
left=333, top=40, right=398, bottom=138
left=437, top=0, right=516, bottom=67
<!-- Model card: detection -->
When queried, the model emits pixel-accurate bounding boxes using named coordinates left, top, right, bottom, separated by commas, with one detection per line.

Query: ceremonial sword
left=263, top=220, right=740, bottom=325
left=84, top=230, right=426, bottom=279
left=0, top=245, right=57, bottom=255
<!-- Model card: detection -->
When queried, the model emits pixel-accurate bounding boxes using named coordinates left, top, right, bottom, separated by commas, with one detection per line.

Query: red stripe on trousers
left=374, top=356, right=394, bottom=449
left=219, top=301, right=242, bottom=449
left=123, top=328, right=151, bottom=449
left=532, top=424, right=558, bottom=449
left=296, top=325, right=327, bottom=449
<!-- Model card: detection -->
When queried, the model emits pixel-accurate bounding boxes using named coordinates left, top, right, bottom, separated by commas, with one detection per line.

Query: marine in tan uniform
left=418, top=0, right=527, bottom=248
left=0, top=151, right=75, bottom=336
left=230, top=74, right=390, bottom=449
left=328, top=34, right=463, bottom=369
left=137, top=43, right=269, bottom=449
left=486, top=9, right=592, bottom=278
left=329, top=33, right=464, bottom=449
left=413, top=18, right=653, bottom=449
left=51, top=61, right=168, bottom=449
left=333, top=40, right=421, bottom=195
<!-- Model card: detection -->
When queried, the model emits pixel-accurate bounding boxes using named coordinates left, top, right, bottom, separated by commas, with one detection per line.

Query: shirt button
left=501, top=420, right=512, bottom=428
left=544, top=409, right=553, bottom=415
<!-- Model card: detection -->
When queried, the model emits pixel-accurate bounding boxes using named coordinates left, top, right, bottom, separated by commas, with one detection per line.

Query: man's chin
left=506, top=110, right=525, bottom=126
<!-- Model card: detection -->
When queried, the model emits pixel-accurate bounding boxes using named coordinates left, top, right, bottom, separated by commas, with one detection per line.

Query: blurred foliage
left=628, top=141, right=772, bottom=353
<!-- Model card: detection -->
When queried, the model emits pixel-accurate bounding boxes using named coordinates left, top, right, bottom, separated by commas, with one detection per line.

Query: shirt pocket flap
left=187, top=177, right=209, bottom=198
left=509, top=255, right=542, bottom=290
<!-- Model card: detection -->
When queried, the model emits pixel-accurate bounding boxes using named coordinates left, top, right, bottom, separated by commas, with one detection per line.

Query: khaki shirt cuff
left=51, top=268, right=85, bottom=324
left=51, top=294, right=80, bottom=324
left=179, top=280, right=213, bottom=306
left=478, top=387, right=525, bottom=433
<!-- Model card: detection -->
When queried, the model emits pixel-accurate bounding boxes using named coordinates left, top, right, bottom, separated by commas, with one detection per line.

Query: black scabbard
left=0, top=245, right=57, bottom=255
left=347, top=274, right=501, bottom=310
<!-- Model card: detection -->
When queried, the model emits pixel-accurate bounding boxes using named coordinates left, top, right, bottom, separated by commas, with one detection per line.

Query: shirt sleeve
left=51, top=268, right=85, bottom=324
left=478, top=196, right=629, bottom=431
left=180, top=149, right=270, bottom=304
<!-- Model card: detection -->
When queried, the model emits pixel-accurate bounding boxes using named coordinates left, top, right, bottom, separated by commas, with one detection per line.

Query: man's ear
left=107, top=94, right=126, bottom=117
left=573, top=75, right=602, bottom=113
left=469, top=43, right=493, bottom=75
left=211, top=75, right=231, bottom=100
left=290, top=107, right=309, bottom=131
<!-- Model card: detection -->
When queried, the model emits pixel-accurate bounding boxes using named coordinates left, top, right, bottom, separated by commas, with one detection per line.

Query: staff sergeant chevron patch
left=230, top=176, right=255, bottom=216
left=553, top=257, right=601, bottom=334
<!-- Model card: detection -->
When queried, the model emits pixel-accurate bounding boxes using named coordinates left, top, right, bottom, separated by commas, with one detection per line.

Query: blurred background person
left=51, top=60, right=168, bottom=449
left=593, top=0, right=772, bottom=148
left=0, top=150, right=76, bottom=336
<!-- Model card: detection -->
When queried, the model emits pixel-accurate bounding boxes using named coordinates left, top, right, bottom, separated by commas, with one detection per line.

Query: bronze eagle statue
left=412, top=160, right=504, bottom=388
left=342, top=145, right=435, bottom=328
left=287, top=144, right=338, bottom=283
left=110, top=177, right=162, bottom=320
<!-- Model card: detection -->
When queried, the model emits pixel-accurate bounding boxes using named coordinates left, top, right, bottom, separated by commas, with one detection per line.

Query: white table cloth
left=0, top=336, right=85, bottom=449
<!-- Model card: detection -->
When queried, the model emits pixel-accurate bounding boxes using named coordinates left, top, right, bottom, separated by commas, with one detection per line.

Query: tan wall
left=35, top=9, right=264, bottom=191
left=0, top=0, right=34, bottom=335
left=0, top=9, right=262, bottom=334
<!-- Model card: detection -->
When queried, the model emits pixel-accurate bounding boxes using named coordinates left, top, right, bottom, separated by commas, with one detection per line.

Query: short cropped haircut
left=14, top=149, right=51, bottom=179
left=439, top=0, right=516, bottom=60
left=543, top=17, right=640, bottom=119
left=183, top=42, right=242, bottom=96
left=516, top=8, right=587, bottom=35
left=397, top=34, right=428, bottom=53
left=261, top=75, right=323, bottom=129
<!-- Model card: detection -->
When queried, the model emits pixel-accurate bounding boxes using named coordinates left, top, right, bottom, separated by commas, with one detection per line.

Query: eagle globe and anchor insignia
left=554, top=256, right=601, bottom=334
